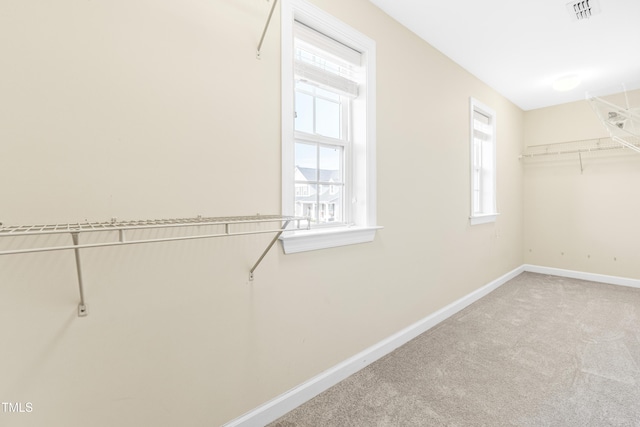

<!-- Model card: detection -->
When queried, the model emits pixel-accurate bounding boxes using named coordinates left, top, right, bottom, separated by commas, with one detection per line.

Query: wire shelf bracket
left=257, top=0, right=278, bottom=59
left=0, top=215, right=309, bottom=317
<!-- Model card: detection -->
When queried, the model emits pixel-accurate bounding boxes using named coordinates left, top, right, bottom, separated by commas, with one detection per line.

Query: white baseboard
left=523, top=264, right=640, bottom=289
left=223, top=264, right=640, bottom=426
left=222, top=265, right=525, bottom=427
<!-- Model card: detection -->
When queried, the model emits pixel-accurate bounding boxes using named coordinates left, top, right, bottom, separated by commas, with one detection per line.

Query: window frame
left=281, top=0, right=380, bottom=253
left=469, top=98, right=499, bottom=226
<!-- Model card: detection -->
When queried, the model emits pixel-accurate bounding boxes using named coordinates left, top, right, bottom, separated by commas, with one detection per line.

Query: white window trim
left=469, top=213, right=500, bottom=226
left=281, top=0, right=380, bottom=253
left=469, top=97, right=499, bottom=226
left=281, top=225, right=383, bottom=254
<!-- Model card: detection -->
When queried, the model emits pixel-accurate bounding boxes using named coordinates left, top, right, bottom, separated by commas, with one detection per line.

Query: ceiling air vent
left=566, top=0, right=601, bottom=21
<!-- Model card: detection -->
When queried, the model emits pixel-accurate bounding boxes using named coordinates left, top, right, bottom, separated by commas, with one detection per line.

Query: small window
left=469, top=98, right=498, bottom=225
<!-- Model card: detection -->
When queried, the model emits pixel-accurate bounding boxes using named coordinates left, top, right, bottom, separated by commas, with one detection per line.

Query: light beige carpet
left=269, top=272, right=640, bottom=426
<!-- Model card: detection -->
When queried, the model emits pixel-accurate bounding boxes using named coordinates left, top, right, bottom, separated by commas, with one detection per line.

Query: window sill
left=469, top=213, right=500, bottom=225
left=280, top=225, right=383, bottom=254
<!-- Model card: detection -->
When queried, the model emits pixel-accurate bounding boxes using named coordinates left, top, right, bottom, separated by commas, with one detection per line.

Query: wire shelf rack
left=0, top=215, right=306, bottom=239
left=521, top=87, right=640, bottom=170
left=520, top=136, right=640, bottom=160
left=0, top=215, right=309, bottom=317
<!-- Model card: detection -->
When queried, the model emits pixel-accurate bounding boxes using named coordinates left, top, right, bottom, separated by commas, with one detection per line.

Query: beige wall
left=0, top=0, right=524, bottom=425
left=523, top=90, right=640, bottom=279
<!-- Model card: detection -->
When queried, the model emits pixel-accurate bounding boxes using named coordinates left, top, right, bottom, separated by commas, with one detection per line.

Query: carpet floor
left=268, top=272, right=640, bottom=426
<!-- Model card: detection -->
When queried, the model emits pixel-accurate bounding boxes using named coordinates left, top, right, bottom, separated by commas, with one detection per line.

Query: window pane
left=315, top=98, right=340, bottom=139
left=297, top=81, right=314, bottom=93
left=295, top=48, right=317, bottom=68
left=295, top=142, right=317, bottom=181
left=318, top=184, right=343, bottom=223
left=295, top=91, right=313, bottom=134
left=295, top=183, right=318, bottom=221
left=319, top=145, right=343, bottom=183
left=473, top=191, right=480, bottom=214
left=474, top=139, right=482, bottom=168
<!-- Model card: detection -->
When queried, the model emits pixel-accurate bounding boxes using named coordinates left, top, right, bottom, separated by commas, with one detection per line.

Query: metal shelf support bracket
left=257, top=0, right=278, bottom=59
left=249, top=219, right=291, bottom=281
left=71, top=232, right=88, bottom=317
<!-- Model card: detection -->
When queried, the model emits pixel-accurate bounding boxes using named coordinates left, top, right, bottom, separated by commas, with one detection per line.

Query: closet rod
left=257, top=0, right=278, bottom=59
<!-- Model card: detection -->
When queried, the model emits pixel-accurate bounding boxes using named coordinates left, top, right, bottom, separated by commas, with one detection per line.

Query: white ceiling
left=368, top=0, right=640, bottom=111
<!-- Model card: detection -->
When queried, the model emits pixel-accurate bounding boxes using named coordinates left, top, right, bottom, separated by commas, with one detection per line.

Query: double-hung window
left=281, top=0, right=379, bottom=253
left=469, top=98, right=498, bottom=225
left=293, top=23, right=354, bottom=225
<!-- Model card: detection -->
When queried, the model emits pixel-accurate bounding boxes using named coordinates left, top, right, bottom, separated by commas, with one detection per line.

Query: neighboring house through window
left=280, top=0, right=380, bottom=253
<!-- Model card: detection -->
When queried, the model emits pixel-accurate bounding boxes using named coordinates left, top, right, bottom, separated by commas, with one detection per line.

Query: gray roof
left=296, top=166, right=341, bottom=183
